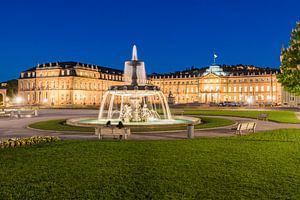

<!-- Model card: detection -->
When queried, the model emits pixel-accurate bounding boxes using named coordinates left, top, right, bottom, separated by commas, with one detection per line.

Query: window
left=250, top=86, right=253, bottom=92
left=273, top=86, right=276, bottom=91
left=234, top=87, right=237, bottom=92
left=228, top=87, right=231, bottom=92
left=223, top=87, right=226, bottom=92
left=290, top=96, right=295, bottom=101
left=261, top=86, right=264, bottom=92
left=255, top=86, right=259, bottom=92
left=267, top=86, right=270, bottom=92
left=244, top=86, right=247, bottom=92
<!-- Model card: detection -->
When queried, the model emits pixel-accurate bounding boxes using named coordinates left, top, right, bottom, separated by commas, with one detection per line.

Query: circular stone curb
left=26, top=116, right=237, bottom=134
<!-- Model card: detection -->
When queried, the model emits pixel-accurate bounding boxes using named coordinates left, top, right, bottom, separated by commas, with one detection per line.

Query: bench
left=95, top=126, right=130, bottom=140
left=257, top=113, right=268, bottom=121
left=232, top=122, right=257, bottom=135
left=0, top=110, right=38, bottom=118
left=0, top=110, right=17, bottom=118
left=172, top=109, right=184, bottom=116
left=17, top=110, right=38, bottom=118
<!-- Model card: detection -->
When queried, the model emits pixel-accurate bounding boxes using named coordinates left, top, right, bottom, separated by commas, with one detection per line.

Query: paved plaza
left=0, top=109, right=300, bottom=140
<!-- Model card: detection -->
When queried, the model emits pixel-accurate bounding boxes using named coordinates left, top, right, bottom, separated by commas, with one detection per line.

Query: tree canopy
left=278, top=21, right=300, bottom=95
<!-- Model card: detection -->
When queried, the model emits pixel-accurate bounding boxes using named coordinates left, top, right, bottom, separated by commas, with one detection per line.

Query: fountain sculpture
left=98, top=45, right=172, bottom=123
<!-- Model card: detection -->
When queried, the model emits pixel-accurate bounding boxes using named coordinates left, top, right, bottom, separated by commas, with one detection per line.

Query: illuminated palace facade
left=18, top=62, right=124, bottom=106
left=18, top=62, right=282, bottom=106
left=150, top=65, right=281, bottom=105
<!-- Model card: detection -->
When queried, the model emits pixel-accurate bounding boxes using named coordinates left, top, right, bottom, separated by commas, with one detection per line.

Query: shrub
left=0, top=136, right=60, bottom=149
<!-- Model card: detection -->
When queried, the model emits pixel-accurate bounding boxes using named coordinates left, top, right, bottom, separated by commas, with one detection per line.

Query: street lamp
left=15, top=96, right=23, bottom=104
left=246, top=96, right=253, bottom=108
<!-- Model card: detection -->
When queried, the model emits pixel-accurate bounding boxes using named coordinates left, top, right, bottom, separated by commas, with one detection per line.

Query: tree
left=278, top=21, right=300, bottom=95
left=6, top=79, right=18, bottom=98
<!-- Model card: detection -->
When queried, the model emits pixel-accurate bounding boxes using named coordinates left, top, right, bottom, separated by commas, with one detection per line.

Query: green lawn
left=183, top=109, right=300, bottom=123
left=28, top=117, right=235, bottom=133
left=0, top=129, right=299, bottom=199
left=29, top=119, right=94, bottom=132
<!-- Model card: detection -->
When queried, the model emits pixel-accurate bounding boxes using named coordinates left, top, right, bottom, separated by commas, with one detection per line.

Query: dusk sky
left=0, top=0, right=299, bottom=82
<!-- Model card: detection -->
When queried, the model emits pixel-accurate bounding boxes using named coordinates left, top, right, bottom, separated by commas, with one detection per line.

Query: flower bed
left=0, top=136, right=60, bottom=148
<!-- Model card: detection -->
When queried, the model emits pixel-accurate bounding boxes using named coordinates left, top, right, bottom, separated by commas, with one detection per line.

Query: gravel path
left=1, top=109, right=300, bottom=140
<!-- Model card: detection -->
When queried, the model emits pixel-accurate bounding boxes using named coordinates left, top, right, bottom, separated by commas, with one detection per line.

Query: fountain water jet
left=98, top=45, right=172, bottom=122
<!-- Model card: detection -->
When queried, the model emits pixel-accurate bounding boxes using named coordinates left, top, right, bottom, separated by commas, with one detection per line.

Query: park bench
left=232, top=122, right=257, bottom=135
left=95, top=126, right=130, bottom=140
left=172, top=109, right=184, bottom=116
left=0, top=110, right=17, bottom=118
left=257, top=113, right=268, bottom=121
left=17, top=110, right=38, bottom=118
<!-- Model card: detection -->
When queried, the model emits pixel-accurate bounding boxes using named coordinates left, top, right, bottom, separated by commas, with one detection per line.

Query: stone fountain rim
left=66, top=115, right=200, bottom=129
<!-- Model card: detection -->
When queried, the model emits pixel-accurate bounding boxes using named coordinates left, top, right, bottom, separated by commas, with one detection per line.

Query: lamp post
left=247, top=96, right=252, bottom=109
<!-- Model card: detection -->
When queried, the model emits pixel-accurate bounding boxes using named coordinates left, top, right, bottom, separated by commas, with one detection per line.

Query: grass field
left=0, top=129, right=299, bottom=199
left=182, top=109, right=300, bottom=123
left=28, top=117, right=235, bottom=133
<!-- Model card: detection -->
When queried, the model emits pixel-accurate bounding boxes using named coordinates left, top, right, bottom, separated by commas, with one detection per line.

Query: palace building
left=18, top=62, right=283, bottom=107
left=150, top=65, right=281, bottom=105
left=18, top=62, right=124, bottom=106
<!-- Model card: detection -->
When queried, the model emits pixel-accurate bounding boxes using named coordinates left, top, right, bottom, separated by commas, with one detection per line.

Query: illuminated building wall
left=19, top=63, right=283, bottom=106
left=150, top=65, right=282, bottom=105
left=18, top=62, right=123, bottom=106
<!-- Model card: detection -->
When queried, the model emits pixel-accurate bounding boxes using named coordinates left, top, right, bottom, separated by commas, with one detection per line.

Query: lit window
left=234, top=87, right=236, bottom=92
left=255, top=86, right=259, bottom=92
left=261, top=86, right=264, bottom=92
left=267, top=86, right=270, bottom=91
left=250, top=86, right=253, bottom=92
left=244, top=87, right=247, bottom=92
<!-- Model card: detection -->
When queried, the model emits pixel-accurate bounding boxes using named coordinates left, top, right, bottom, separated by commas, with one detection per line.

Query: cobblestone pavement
left=1, top=109, right=300, bottom=140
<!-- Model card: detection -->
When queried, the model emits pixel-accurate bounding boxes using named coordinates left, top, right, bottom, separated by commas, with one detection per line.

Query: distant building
left=18, top=61, right=123, bottom=106
left=150, top=65, right=281, bottom=105
left=18, top=62, right=284, bottom=107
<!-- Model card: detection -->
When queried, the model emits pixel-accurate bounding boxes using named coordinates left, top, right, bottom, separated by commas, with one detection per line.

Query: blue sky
left=0, top=0, right=299, bottom=81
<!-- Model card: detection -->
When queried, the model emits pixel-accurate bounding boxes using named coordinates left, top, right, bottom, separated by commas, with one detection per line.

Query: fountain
left=67, top=45, right=199, bottom=128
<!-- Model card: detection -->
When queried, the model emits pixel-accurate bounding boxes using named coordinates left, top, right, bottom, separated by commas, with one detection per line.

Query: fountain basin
left=66, top=115, right=200, bottom=129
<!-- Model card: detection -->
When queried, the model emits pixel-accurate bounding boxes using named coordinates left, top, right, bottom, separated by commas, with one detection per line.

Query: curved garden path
left=0, top=109, right=300, bottom=140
